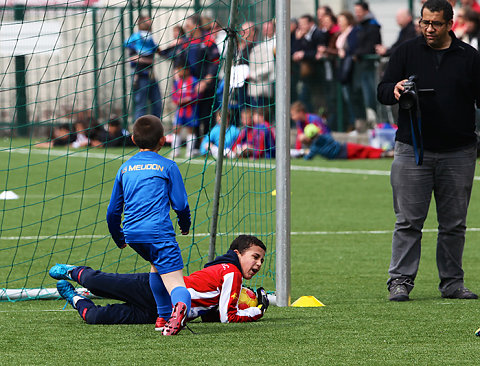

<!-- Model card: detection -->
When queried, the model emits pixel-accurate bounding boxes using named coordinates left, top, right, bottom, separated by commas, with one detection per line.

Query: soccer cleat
left=155, top=317, right=166, bottom=331
left=442, top=287, right=478, bottom=300
left=49, top=264, right=77, bottom=280
left=162, top=302, right=187, bottom=336
left=56, top=280, right=85, bottom=309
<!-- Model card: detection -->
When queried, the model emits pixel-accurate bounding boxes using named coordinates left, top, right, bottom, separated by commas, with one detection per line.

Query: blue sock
left=149, top=272, right=172, bottom=320
left=171, top=286, right=191, bottom=315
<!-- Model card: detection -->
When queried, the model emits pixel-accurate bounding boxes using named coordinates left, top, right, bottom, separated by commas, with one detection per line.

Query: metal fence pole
left=14, top=4, right=28, bottom=136
left=208, top=0, right=239, bottom=262
left=275, top=0, right=291, bottom=307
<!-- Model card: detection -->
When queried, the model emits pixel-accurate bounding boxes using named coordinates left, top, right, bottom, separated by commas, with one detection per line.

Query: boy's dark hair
left=108, top=116, right=122, bottom=128
left=230, top=235, right=266, bottom=253
left=188, top=13, right=202, bottom=27
left=132, top=115, right=164, bottom=149
left=354, top=1, right=369, bottom=11
left=421, top=0, right=453, bottom=22
left=290, top=100, right=307, bottom=113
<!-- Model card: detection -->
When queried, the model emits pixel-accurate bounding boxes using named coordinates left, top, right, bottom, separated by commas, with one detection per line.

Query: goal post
left=0, top=0, right=290, bottom=304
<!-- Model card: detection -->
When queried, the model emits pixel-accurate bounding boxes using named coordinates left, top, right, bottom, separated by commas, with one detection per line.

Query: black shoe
left=442, top=287, right=478, bottom=299
left=389, top=283, right=410, bottom=301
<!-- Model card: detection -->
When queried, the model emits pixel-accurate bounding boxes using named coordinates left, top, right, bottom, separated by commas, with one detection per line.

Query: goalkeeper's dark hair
left=230, top=235, right=266, bottom=253
left=132, top=115, right=164, bottom=149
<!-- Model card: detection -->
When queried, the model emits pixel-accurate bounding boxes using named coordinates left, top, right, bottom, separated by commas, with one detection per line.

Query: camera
left=399, top=75, right=418, bottom=110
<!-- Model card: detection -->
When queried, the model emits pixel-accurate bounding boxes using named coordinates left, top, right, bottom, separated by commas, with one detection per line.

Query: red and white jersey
left=184, top=262, right=263, bottom=323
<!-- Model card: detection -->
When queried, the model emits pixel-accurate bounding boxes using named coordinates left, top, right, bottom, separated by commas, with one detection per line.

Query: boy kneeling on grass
left=303, top=123, right=394, bottom=160
left=50, top=235, right=269, bottom=328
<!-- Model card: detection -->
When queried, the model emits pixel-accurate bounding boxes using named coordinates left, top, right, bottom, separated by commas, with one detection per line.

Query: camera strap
left=408, top=109, right=423, bottom=165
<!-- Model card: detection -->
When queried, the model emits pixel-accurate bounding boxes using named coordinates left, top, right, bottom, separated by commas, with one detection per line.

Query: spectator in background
left=229, top=21, right=257, bottom=125
left=292, top=14, right=327, bottom=112
left=461, top=8, right=480, bottom=49
left=460, top=0, right=480, bottom=13
left=248, top=20, right=276, bottom=110
left=101, top=117, right=134, bottom=148
left=200, top=111, right=240, bottom=158
left=232, top=108, right=275, bottom=159
left=175, top=14, right=220, bottom=151
left=170, top=57, right=200, bottom=158
left=36, top=123, right=76, bottom=148
left=316, top=12, right=341, bottom=130
left=453, top=6, right=468, bottom=37
left=290, top=17, right=300, bottom=103
left=124, top=16, right=162, bottom=121
left=353, top=1, right=382, bottom=132
left=375, top=9, right=417, bottom=57
left=336, top=11, right=361, bottom=131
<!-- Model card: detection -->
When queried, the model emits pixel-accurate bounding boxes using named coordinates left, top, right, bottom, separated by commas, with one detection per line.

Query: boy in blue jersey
left=106, top=114, right=191, bottom=335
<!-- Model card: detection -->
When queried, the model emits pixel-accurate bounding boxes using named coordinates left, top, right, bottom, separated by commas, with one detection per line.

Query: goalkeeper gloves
left=256, top=287, right=269, bottom=313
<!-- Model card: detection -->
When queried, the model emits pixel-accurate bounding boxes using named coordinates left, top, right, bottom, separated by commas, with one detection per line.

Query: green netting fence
left=0, top=0, right=277, bottom=301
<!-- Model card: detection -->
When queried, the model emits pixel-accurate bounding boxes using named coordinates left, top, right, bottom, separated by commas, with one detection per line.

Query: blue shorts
left=128, top=242, right=184, bottom=275
left=174, top=112, right=199, bottom=128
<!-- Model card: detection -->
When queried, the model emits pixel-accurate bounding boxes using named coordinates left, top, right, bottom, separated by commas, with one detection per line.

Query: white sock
left=210, top=145, right=219, bottom=159
left=72, top=295, right=83, bottom=308
left=172, top=134, right=182, bottom=156
left=185, top=134, right=196, bottom=157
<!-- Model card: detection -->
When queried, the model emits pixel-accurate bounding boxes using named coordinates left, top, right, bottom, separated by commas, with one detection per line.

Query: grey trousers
left=388, top=141, right=476, bottom=295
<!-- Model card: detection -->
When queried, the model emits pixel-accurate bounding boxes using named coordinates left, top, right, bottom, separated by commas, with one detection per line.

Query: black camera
left=399, top=75, right=418, bottom=110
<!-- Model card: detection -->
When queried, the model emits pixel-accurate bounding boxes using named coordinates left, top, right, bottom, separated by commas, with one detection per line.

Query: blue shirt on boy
left=107, top=151, right=190, bottom=247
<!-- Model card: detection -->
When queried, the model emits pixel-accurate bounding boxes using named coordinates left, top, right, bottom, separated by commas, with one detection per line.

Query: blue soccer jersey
left=106, top=151, right=190, bottom=246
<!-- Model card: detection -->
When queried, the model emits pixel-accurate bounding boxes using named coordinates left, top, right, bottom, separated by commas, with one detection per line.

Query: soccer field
left=2, top=151, right=480, bottom=365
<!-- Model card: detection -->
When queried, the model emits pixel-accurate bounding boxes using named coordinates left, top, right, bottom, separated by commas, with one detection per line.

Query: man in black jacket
left=378, top=0, right=480, bottom=302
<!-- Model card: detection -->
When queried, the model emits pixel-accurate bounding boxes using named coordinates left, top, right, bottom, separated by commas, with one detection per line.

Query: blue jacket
left=107, top=151, right=190, bottom=246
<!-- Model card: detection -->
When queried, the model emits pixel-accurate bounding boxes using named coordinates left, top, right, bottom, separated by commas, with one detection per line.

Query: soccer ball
left=238, top=287, right=258, bottom=310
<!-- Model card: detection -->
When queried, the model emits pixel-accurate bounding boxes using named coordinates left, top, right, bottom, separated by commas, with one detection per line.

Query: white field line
left=5, top=146, right=480, bottom=180
left=4, top=228, right=480, bottom=241
left=0, top=309, right=76, bottom=313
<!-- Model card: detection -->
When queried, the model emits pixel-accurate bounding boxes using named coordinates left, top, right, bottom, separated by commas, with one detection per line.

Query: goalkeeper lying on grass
left=50, top=235, right=269, bottom=329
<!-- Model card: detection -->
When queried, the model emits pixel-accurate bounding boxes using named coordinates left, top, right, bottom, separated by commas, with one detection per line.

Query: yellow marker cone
left=291, top=296, right=325, bottom=307
left=271, top=189, right=276, bottom=196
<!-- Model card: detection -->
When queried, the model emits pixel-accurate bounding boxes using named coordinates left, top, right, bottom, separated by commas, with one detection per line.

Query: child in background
left=106, top=114, right=191, bottom=336
left=170, top=58, right=200, bottom=158
left=232, top=108, right=275, bottom=159
left=200, top=111, right=239, bottom=158
left=303, top=123, right=393, bottom=160
left=290, top=101, right=330, bottom=149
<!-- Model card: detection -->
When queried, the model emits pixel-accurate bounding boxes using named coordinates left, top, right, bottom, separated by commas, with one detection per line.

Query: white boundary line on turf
left=4, top=228, right=480, bottom=241
left=0, top=309, right=76, bottom=313
left=5, top=147, right=480, bottom=180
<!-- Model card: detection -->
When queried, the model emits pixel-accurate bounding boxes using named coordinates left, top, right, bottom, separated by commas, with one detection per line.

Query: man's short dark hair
left=355, top=1, right=369, bottom=11
left=421, top=0, right=453, bottom=22
left=299, top=14, right=314, bottom=23
left=230, top=235, right=266, bottom=253
left=132, top=115, right=164, bottom=149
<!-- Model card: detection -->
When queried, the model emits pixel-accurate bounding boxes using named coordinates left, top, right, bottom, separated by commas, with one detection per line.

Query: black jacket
left=354, top=14, right=382, bottom=58
left=377, top=32, right=480, bottom=152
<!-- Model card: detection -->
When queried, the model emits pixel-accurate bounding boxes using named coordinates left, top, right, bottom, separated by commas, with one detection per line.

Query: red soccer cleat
left=162, top=302, right=187, bottom=336
left=155, top=317, right=166, bottom=331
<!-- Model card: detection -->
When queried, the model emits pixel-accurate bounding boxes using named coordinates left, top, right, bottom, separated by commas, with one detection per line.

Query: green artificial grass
left=2, top=152, right=480, bottom=365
